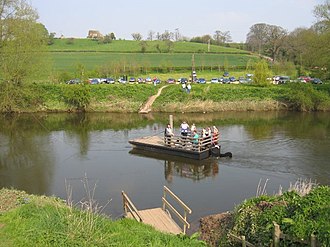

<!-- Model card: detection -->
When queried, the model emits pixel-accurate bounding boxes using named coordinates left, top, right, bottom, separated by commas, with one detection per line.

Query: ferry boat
left=129, top=133, right=223, bottom=160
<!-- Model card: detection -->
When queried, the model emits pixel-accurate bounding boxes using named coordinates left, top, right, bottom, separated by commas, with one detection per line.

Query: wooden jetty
left=129, top=133, right=219, bottom=160
left=122, top=186, right=192, bottom=235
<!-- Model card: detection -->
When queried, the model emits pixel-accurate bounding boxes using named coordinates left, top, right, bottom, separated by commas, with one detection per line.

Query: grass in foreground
left=0, top=188, right=205, bottom=247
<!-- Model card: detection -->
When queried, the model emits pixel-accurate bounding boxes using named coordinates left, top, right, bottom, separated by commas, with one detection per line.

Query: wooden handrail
left=121, top=191, right=143, bottom=222
left=162, top=186, right=192, bottom=234
left=162, top=198, right=190, bottom=228
left=163, top=186, right=192, bottom=213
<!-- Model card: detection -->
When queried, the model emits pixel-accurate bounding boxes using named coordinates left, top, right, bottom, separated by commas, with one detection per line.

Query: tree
left=0, top=0, right=49, bottom=112
left=213, top=30, right=232, bottom=45
left=313, top=0, right=330, bottom=32
left=132, top=32, right=142, bottom=41
left=140, top=41, right=147, bottom=53
left=109, top=32, right=116, bottom=40
left=0, top=0, right=48, bottom=85
left=253, top=60, right=272, bottom=86
left=246, top=23, right=269, bottom=54
left=246, top=23, right=287, bottom=61
left=147, top=30, right=155, bottom=41
left=160, top=30, right=173, bottom=41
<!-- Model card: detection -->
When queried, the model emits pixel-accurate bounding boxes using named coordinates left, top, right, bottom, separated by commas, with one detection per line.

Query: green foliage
left=62, top=84, right=91, bottom=111
left=0, top=83, right=44, bottom=113
left=271, top=61, right=297, bottom=78
left=232, top=186, right=330, bottom=246
left=0, top=189, right=206, bottom=247
left=253, top=60, right=272, bottom=86
left=285, top=83, right=330, bottom=111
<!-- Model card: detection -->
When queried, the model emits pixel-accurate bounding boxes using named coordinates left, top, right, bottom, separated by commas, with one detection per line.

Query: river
left=0, top=111, right=329, bottom=229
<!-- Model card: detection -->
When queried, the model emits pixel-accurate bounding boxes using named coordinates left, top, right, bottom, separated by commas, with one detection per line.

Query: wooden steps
left=122, top=186, right=192, bottom=235
left=127, top=208, right=182, bottom=234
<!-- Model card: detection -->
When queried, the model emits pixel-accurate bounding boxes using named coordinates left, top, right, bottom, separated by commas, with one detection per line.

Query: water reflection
left=129, top=149, right=219, bottom=182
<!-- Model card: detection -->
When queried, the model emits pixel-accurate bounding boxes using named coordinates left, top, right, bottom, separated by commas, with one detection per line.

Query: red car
left=298, top=76, right=312, bottom=83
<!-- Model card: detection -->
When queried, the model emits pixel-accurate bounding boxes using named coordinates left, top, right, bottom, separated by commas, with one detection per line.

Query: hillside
left=48, top=39, right=249, bottom=54
left=47, top=39, right=258, bottom=73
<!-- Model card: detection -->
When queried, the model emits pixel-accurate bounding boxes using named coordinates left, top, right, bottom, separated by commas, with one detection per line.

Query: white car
left=211, top=78, right=219, bottom=83
left=118, top=78, right=127, bottom=84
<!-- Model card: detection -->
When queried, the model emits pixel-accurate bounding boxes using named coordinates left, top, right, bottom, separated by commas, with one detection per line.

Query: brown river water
left=0, top=111, right=329, bottom=229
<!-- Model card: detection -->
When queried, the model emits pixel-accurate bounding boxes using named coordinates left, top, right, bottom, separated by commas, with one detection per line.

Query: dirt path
left=139, top=85, right=168, bottom=114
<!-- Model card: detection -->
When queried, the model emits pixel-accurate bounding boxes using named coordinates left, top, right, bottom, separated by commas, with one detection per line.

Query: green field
left=49, top=39, right=249, bottom=54
left=51, top=52, right=259, bottom=72
left=48, top=39, right=258, bottom=74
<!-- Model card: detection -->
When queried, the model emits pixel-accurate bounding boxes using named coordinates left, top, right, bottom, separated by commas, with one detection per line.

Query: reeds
left=256, top=178, right=318, bottom=197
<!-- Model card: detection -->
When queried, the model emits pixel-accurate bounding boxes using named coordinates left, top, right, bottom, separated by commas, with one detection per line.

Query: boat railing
left=162, top=186, right=192, bottom=234
left=164, top=133, right=218, bottom=152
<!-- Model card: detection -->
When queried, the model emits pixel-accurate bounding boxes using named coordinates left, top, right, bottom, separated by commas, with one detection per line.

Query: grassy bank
left=0, top=188, right=205, bottom=247
left=0, top=82, right=329, bottom=113
left=200, top=183, right=330, bottom=246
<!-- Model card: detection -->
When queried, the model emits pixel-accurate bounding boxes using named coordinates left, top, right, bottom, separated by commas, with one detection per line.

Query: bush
left=62, top=84, right=91, bottom=111
left=231, top=186, right=330, bottom=246
left=253, top=60, right=272, bottom=86
left=0, top=83, right=44, bottom=113
left=285, top=83, right=330, bottom=111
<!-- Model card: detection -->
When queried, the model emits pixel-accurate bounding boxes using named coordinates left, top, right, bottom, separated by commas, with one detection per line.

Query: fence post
left=273, top=222, right=280, bottom=247
left=241, top=235, right=246, bottom=247
left=311, top=234, right=316, bottom=247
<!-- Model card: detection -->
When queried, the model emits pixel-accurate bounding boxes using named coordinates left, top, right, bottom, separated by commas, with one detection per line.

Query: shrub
left=253, top=60, right=272, bottom=86
left=62, top=84, right=91, bottom=111
left=285, top=83, right=330, bottom=111
left=231, top=186, right=330, bottom=246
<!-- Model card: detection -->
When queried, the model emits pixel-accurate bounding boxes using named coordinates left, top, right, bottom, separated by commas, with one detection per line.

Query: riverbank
left=0, top=188, right=205, bottom=246
left=0, top=83, right=329, bottom=113
left=2, top=183, right=329, bottom=246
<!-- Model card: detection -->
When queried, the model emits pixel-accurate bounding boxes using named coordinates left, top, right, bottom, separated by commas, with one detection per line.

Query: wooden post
left=162, top=187, right=166, bottom=211
left=273, top=222, right=280, bottom=247
left=183, top=210, right=187, bottom=234
left=310, top=234, right=316, bottom=247
left=169, top=115, right=173, bottom=130
left=241, top=235, right=246, bottom=247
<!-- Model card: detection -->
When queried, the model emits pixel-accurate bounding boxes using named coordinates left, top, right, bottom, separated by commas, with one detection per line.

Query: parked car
left=223, top=72, right=229, bottom=77
left=153, top=78, right=161, bottom=84
left=118, top=77, right=127, bottom=84
left=129, top=77, right=136, bottom=83
left=179, top=78, right=188, bottom=84
left=104, top=78, right=115, bottom=84
left=229, top=76, right=236, bottom=82
left=238, top=76, right=247, bottom=84
left=137, top=78, right=145, bottom=83
left=298, top=76, right=312, bottom=83
left=197, top=78, right=206, bottom=84
left=311, top=78, right=323, bottom=84
left=211, top=78, right=219, bottom=83
left=167, top=78, right=176, bottom=84
left=223, top=78, right=230, bottom=84
left=89, top=78, right=100, bottom=84
left=66, top=78, right=81, bottom=84
left=276, top=76, right=290, bottom=84
left=145, top=77, right=152, bottom=83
